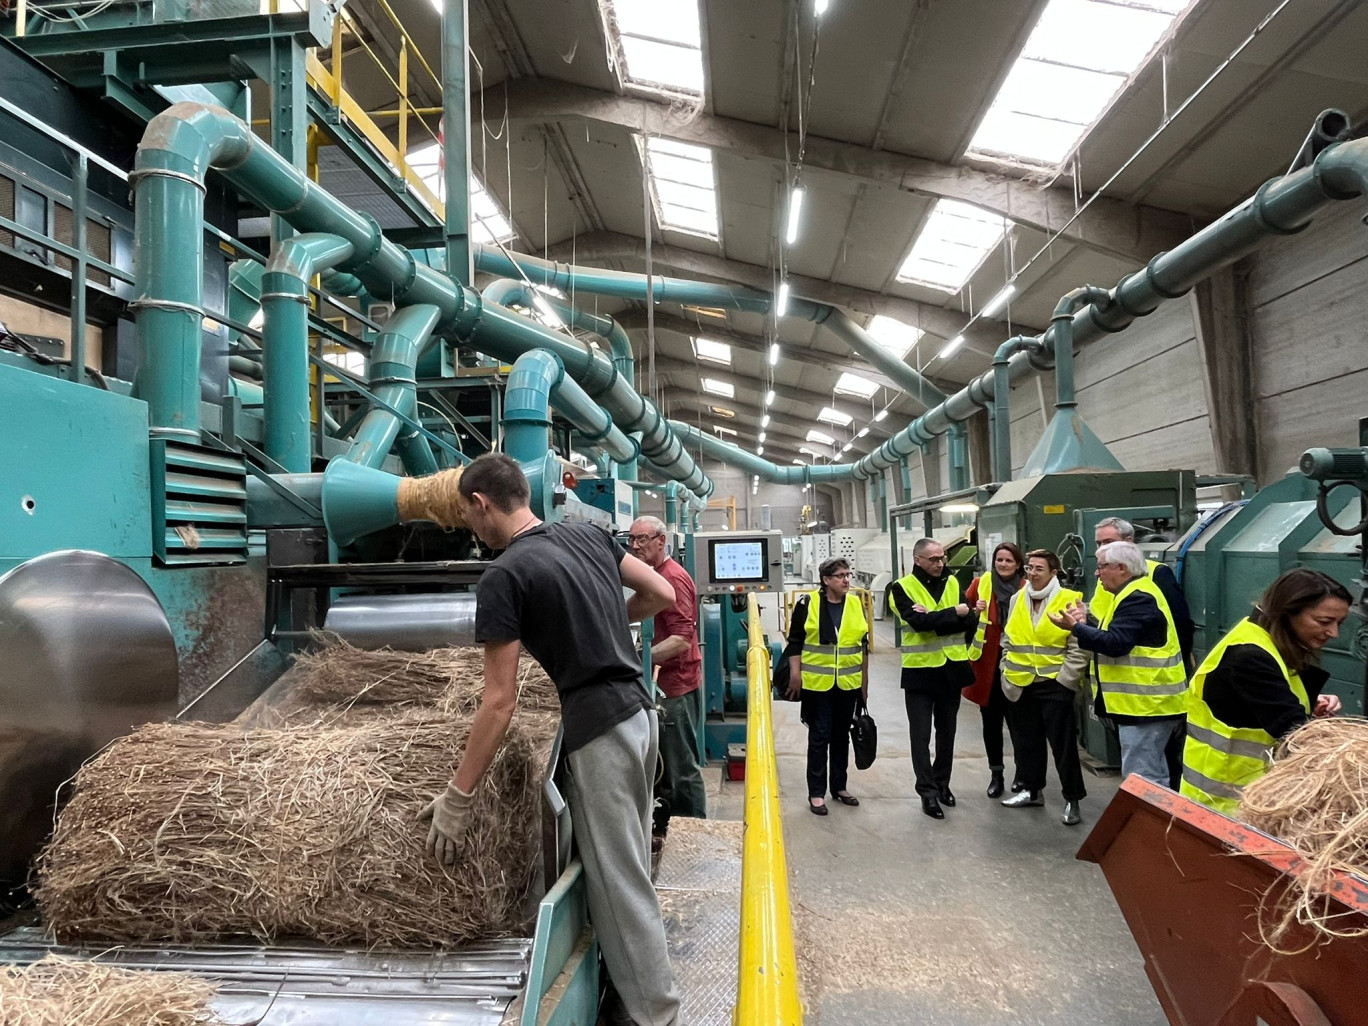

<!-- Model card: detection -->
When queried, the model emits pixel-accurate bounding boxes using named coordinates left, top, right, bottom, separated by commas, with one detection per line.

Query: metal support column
left=67, top=153, right=88, bottom=382
left=442, top=0, right=472, bottom=284
left=269, top=38, right=308, bottom=244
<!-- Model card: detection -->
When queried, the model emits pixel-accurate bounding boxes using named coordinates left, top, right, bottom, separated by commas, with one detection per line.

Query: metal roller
left=323, top=592, right=479, bottom=651
left=0, top=550, right=179, bottom=891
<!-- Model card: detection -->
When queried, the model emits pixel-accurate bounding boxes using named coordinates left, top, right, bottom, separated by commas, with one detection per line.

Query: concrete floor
left=760, top=620, right=1168, bottom=1026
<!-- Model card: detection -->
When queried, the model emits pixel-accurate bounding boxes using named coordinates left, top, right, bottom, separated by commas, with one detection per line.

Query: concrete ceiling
left=321, top=0, right=1368, bottom=472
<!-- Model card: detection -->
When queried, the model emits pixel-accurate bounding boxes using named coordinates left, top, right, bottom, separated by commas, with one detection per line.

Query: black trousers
left=904, top=686, right=961, bottom=799
left=1014, top=679, right=1087, bottom=800
left=980, top=668, right=1021, bottom=777
left=803, top=687, right=860, bottom=799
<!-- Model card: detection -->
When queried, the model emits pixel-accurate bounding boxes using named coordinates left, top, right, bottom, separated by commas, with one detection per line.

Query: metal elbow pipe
left=345, top=303, right=442, bottom=474
left=991, top=334, right=1043, bottom=483
left=504, top=349, right=639, bottom=466
left=1049, top=286, right=1110, bottom=410
left=260, top=233, right=355, bottom=472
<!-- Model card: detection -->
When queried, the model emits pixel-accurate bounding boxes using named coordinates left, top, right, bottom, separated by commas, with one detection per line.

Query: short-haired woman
left=786, top=557, right=869, bottom=815
left=1181, top=568, right=1349, bottom=814
left=963, top=541, right=1026, bottom=798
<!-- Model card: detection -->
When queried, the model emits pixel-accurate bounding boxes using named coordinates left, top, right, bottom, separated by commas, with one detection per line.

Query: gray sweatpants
left=566, top=708, right=681, bottom=1026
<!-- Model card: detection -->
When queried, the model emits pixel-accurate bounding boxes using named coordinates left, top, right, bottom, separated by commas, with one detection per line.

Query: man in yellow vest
left=889, top=538, right=985, bottom=820
left=1051, top=540, right=1187, bottom=787
left=999, top=549, right=1090, bottom=825
left=785, top=557, right=869, bottom=816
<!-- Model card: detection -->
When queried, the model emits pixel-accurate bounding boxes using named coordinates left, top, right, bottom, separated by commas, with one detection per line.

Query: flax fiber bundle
left=289, top=638, right=559, bottom=716
left=397, top=467, right=467, bottom=531
left=34, top=712, right=557, bottom=948
left=0, top=954, right=220, bottom=1026
left=1238, top=716, right=1368, bottom=951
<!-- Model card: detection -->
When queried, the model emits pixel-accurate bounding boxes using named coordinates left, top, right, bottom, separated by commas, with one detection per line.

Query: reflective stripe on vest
left=1090, top=573, right=1187, bottom=717
left=1001, top=587, right=1082, bottom=687
left=967, top=572, right=992, bottom=661
left=799, top=590, right=868, bottom=692
left=1179, top=618, right=1309, bottom=814
left=892, top=574, right=967, bottom=669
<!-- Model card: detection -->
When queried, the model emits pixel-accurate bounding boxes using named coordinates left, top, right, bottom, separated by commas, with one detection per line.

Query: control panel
left=692, top=530, right=785, bottom=595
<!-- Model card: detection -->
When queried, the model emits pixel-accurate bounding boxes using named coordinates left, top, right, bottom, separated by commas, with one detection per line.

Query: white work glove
left=417, top=783, right=475, bottom=866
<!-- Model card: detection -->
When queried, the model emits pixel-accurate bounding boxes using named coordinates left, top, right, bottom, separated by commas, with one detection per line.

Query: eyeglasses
left=1096, top=561, right=1116, bottom=570
left=626, top=533, right=660, bottom=545
left=824, top=572, right=853, bottom=580
left=920, top=555, right=947, bottom=564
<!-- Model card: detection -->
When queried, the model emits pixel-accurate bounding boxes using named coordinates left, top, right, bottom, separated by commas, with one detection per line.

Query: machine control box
left=692, top=530, right=785, bottom=595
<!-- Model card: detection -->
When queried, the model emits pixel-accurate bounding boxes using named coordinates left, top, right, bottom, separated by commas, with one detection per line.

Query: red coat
left=962, top=573, right=1023, bottom=707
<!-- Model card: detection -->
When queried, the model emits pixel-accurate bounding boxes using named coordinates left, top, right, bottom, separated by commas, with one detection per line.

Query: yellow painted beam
left=305, top=53, right=445, bottom=219
left=735, top=593, right=804, bottom=1025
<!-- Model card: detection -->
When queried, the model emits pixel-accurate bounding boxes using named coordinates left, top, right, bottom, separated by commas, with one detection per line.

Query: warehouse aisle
left=771, top=620, right=1168, bottom=1026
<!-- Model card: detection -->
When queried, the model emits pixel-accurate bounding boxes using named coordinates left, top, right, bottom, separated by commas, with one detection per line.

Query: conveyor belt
left=0, top=927, right=530, bottom=1025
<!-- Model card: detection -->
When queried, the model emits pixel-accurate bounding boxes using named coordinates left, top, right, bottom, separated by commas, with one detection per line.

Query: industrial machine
left=684, top=530, right=785, bottom=761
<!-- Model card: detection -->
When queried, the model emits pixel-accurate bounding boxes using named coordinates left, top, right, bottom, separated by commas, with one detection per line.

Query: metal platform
left=0, top=927, right=530, bottom=1025
left=656, top=818, right=742, bottom=1026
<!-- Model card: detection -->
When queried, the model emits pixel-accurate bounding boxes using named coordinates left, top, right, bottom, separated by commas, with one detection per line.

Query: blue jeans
left=1118, top=719, right=1181, bottom=787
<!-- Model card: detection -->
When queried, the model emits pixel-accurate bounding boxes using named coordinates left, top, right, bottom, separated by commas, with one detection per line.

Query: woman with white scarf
left=998, top=549, right=1091, bottom=826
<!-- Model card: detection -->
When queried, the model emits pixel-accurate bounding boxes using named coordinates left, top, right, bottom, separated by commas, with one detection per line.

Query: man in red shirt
left=628, top=516, right=706, bottom=818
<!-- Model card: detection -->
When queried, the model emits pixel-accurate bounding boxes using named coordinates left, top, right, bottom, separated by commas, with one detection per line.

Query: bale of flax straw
left=1238, top=717, right=1368, bottom=949
left=0, top=954, right=220, bottom=1026
left=287, top=638, right=559, bottom=715
left=34, top=712, right=558, bottom=947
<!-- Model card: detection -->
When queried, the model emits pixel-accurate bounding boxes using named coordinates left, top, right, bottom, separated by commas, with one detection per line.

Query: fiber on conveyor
left=34, top=710, right=558, bottom=948
left=1238, top=716, right=1368, bottom=950
left=0, top=954, right=220, bottom=1026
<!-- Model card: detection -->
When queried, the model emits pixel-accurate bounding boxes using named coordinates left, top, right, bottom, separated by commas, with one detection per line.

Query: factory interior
left=3, top=0, right=1368, bottom=1023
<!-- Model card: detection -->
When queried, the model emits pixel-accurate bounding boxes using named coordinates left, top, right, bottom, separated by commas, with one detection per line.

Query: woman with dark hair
left=964, top=541, right=1026, bottom=797
left=786, top=557, right=869, bottom=815
left=1181, top=568, right=1350, bottom=813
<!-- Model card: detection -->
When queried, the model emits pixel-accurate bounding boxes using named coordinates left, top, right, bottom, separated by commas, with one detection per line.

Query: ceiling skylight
left=799, top=446, right=826, bottom=458
left=897, top=199, right=1008, bottom=292
left=710, top=406, right=735, bottom=418
left=605, top=0, right=705, bottom=96
left=408, top=142, right=515, bottom=244
left=638, top=136, right=719, bottom=239
left=702, top=377, right=734, bottom=399
left=969, top=0, right=1192, bottom=166
left=865, top=315, right=923, bottom=359
left=806, top=430, right=836, bottom=447
left=692, top=337, right=732, bottom=366
left=817, top=406, right=853, bottom=428
left=834, top=372, right=880, bottom=399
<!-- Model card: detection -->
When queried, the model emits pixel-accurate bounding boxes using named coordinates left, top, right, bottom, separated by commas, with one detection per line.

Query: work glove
left=418, top=783, right=475, bottom=866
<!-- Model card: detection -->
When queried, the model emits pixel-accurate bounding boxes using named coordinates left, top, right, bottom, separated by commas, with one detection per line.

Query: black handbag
left=851, top=696, right=877, bottom=770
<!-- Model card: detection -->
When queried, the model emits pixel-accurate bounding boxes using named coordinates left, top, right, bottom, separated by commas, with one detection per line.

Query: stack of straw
left=0, top=955, right=219, bottom=1026
left=1239, top=716, right=1368, bottom=950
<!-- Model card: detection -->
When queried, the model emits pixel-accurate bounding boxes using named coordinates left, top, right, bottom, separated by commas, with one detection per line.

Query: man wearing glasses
left=889, top=538, right=985, bottom=820
left=627, top=516, right=706, bottom=819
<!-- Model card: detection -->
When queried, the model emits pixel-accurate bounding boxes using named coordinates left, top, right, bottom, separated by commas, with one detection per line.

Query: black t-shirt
left=475, top=521, right=651, bottom=753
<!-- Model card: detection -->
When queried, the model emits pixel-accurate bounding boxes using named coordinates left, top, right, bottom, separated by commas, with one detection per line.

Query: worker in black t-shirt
left=416, top=453, right=681, bottom=1026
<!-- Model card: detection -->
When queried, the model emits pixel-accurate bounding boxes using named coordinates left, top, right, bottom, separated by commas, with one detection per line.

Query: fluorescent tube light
left=940, top=502, right=979, bottom=514
left=765, top=389, right=776, bottom=406
left=761, top=414, right=771, bottom=427
left=776, top=282, right=790, bottom=317
left=814, top=0, right=829, bottom=15
left=940, top=335, right=966, bottom=359
left=982, top=283, right=1016, bottom=317
left=785, top=185, right=805, bottom=245
left=874, top=409, right=889, bottom=422
left=769, top=342, right=780, bottom=366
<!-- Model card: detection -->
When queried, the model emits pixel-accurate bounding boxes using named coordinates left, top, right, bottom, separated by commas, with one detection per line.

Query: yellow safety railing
left=780, top=586, right=875, bottom=653
left=736, top=592, right=803, bottom=1025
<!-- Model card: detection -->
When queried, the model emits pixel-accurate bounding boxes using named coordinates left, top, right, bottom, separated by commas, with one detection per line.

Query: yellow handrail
left=735, top=593, right=803, bottom=1025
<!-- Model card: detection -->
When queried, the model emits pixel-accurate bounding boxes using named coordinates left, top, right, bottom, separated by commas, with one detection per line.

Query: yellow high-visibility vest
left=1090, top=558, right=1163, bottom=624
left=1090, top=574, right=1187, bottom=717
left=967, top=572, right=992, bottom=661
left=892, top=573, right=968, bottom=669
left=1180, top=618, right=1309, bottom=815
left=1001, top=587, right=1083, bottom=687
left=799, top=590, right=868, bottom=692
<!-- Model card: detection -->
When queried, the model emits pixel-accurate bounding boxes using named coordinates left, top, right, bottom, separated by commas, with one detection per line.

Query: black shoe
left=987, top=769, right=1005, bottom=799
left=1011, top=779, right=1025, bottom=793
left=808, top=797, right=828, bottom=816
left=833, top=791, right=860, bottom=806
left=921, top=796, right=944, bottom=819
left=938, top=788, right=956, bottom=807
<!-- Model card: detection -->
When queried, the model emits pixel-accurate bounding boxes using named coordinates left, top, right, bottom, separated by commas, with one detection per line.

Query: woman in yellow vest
left=963, top=542, right=1026, bottom=798
left=785, top=557, right=869, bottom=816
left=999, top=549, right=1090, bottom=825
left=1181, top=568, right=1349, bottom=814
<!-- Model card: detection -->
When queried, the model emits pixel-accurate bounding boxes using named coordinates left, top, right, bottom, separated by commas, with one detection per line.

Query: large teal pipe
left=854, top=131, right=1368, bottom=480
left=346, top=303, right=442, bottom=474
left=991, top=334, right=1041, bottom=482
left=503, top=349, right=638, bottom=466
left=261, top=233, right=354, bottom=472
left=670, top=422, right=858, bottom=484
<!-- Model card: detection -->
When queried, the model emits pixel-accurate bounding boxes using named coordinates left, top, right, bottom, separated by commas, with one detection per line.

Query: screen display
left=710, top=539, right=767, bottom=582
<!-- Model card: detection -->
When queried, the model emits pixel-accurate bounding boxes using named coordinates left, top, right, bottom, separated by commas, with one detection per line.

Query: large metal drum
left=0, top=550, right=178, bottom=891
left=323, top=592, right=479, bottom=651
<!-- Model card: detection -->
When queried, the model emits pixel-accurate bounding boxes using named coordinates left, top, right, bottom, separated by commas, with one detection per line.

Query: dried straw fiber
left=1239, top=717, right=1368, bottom=950
left=34, top=711, right=558, bottom=948
left=0, top=954, right=220, bottom=1026
left=288, top=639, right=559, bottom=715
